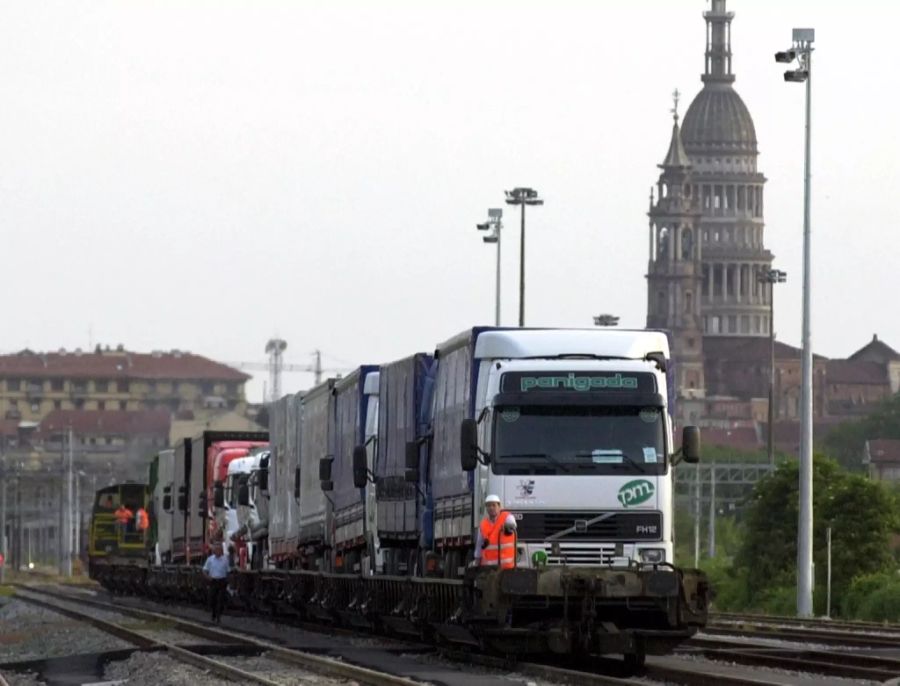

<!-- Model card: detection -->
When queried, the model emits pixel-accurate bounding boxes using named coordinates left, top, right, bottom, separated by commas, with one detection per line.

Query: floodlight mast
left=775, top=26, right=815, bottom=618
left=504, top=188, right=543, bottom=326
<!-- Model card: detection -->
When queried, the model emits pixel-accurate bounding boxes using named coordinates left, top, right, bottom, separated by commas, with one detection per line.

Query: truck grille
left=543, top=544, right=616, bottom=565
left=514, top=511, right=662, bottom=541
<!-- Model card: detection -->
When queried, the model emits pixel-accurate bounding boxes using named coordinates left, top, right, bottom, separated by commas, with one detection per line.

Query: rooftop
left=0, top=347, right=249, bottom=382
left=866, top=439, right=900, bottom=465
left=35, top=409, right=171, bottom=439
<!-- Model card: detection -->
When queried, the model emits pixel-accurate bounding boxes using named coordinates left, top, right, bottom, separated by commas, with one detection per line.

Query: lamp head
left=774, top=49, right=796, bottom=63
left=784, top=69, right=809, bottom=83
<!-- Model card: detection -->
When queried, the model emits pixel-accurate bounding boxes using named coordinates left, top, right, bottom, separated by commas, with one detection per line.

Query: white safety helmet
left=484, top=494, right=502, bottom=505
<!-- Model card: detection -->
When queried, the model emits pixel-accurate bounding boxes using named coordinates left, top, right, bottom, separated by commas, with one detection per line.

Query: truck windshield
left=492, top=405, right=666, bottom=476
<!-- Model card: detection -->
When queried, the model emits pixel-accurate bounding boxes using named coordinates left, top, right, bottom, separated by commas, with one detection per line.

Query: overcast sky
left=1, top=1, right=896, bottom=402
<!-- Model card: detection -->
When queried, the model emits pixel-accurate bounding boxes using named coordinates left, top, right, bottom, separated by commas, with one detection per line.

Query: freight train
left=89, top=327, right=709, bottom=668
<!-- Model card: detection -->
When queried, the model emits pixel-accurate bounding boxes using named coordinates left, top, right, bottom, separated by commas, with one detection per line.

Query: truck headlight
left=639, top=548, right=665, bottom=564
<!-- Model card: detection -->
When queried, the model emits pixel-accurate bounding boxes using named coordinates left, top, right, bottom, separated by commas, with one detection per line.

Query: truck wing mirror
left=319, top=456, right=333, bottom=482
left=257, top=457, right=269, bottom=492
left=352, top=445, right=368, bottom=489
left=460, top=418, right=479, bottom=471
left=405, top=441, right=419, bottom=470
left=294, top=466, right=301, bottom=499
left=213, top=483, right=225, bottom=509
left=177, top=486, right=187, bottom=513
left=163, top=495, right=172, bottom=512
left=198, top=491, right=209, bottom=514
left=404, top=441, right=420, bottom=484
left=237, top=482, right=250, bottom=506
left=681, top=426, right=701, bottom=464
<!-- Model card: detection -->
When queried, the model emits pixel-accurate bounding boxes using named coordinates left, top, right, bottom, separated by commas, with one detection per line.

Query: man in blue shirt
left=202, top=542, right=230, bottom=623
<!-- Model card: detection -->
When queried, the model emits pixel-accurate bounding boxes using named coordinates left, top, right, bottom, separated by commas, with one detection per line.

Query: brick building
left=0, top=345, right=249, bottom=424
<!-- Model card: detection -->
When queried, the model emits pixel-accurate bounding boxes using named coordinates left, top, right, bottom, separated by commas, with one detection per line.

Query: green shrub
left=857, top=584, right=900, bottom=622
left=842, top=571, right=897, bottom=617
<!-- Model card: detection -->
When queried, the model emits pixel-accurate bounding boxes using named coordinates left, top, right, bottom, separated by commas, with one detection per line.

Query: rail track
left=708, top=615, right=900, bottom=648
left=10, top=583, right=898, bottom=686
left=4, top=585, right=427, bottom=686
left=683, top=634, right=900, bottom=681
left=713, top=610, right=900, bottom=634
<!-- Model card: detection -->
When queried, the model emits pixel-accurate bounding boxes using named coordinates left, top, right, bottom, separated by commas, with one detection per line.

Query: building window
left=95, top=380, right=109, bottom=393
left=681, top=229, right=693, bottom=260
left=54, top=400, right=62, bottom=410
left=74, top=398, right=85, bottom=410
left=7, top=379, right=21, bottom=392
left=728, top=315, right=737, bottom=333
left=119, top=400, right=127, bottom=410
left=51, top=378, right=64, bottom=391
left=30, top=402, right=39, bottom=413
left=117, top=380, right=129, bottom=393
left=98, top=401, right=106, bottom=411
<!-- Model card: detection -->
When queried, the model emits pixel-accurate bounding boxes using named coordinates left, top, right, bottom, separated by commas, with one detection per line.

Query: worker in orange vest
left=135, top=507, right=150, bottom=532
left=114, top=504, right=134, bottom=527
left=475, top=494, right=517, bottom=569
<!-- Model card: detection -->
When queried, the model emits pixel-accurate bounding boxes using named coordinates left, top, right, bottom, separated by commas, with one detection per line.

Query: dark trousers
left=208, top=578, right=228, bottom=620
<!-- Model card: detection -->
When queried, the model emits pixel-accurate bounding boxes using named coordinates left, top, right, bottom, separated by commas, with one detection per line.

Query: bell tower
left=647, top=92, right=706, bottom=424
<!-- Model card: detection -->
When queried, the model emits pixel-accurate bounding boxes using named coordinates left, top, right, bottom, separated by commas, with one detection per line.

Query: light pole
left=758, top=268, right=787, bottom=466
left=505, top=187, right=543, bottom=327
left=593, top=314, right=620, bottom=327
left=476, top=208, right=503, bottom=326
left=776, top=27, right=815, bottom=618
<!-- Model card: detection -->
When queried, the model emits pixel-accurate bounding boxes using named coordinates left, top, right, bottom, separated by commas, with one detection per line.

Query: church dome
left=681, top=83, right=757, bottom=156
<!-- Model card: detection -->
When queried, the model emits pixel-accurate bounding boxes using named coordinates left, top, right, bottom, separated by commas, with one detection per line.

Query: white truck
left=426, top=327, right=699, bottom=575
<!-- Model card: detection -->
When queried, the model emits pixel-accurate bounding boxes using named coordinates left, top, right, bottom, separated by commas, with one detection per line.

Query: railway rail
left=4, top=585, right=427, bottom=686
left=713, top=610, right=900, bottom=634
left=683, top=635, right=900, bottom=681
left=707, top=616, right=900, bottom=649
left=11, top=583, right=898, bottom=686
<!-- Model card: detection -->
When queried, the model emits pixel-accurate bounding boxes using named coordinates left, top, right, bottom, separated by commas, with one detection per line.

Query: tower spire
left=661, top=90, right=690, bottom=169
left=703, top=0, right=735, bottom=83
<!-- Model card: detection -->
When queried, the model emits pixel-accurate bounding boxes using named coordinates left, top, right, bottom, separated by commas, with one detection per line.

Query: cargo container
left=297, top=380, right=334, bottom=567
left=320, top=366, right=377, bottom=573
left=267, top=394, right=300, bottom=565
left=374, top=353, right=434, bottom=575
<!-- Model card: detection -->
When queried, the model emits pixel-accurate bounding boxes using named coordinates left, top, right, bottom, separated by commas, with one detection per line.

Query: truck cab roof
left=471, top=328, right=670, bottom=361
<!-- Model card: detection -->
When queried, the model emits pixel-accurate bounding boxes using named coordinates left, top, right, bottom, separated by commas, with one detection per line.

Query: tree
left=732, top=455, right=897, bottom=613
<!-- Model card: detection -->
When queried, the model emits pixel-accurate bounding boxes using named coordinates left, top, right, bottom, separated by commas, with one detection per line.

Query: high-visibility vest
left=479, top=510, right=516, bottom=569
left=135, top=508, right=149, bottom=531
left=115, top=507, right=133, bottom=525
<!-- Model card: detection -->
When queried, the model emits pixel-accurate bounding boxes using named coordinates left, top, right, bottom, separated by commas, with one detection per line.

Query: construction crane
left=230, top=342, right=346, bottom=403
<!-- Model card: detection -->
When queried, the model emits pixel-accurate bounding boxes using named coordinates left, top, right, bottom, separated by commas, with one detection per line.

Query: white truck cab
left=461, top=329, right=698, bottom=569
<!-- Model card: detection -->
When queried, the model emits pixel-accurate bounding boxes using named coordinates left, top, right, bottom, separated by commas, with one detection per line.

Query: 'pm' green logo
left=618, top=479, right=655, bottom=507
